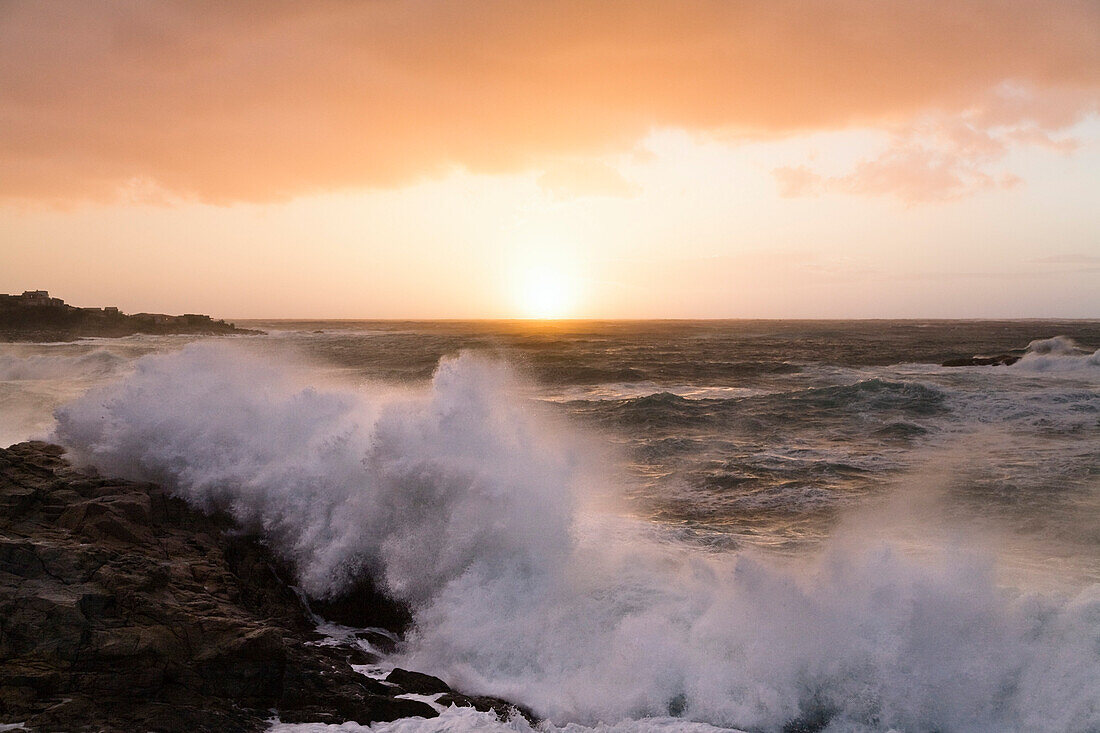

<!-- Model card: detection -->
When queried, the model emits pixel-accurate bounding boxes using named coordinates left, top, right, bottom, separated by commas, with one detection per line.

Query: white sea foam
left=54, top=344, right=585, bottom=603
left=1010, top=336, right=1100, bottom=374
left=542, top=382, right=764, bottom=402
left=52, top=343, right=1100, bottom=732
left=269, top=704, right=747, bottom=732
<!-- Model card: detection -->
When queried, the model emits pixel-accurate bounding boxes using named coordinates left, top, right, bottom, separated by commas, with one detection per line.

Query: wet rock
left=386, top=668, right=451, bottom=695
left=0, top=441, right=523, bottom=731
left=309, top=575, right=414, bottom=631
left=437, top=692, right=538, bottom=723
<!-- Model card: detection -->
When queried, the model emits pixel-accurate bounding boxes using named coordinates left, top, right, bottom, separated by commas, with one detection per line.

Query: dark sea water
left=3, top=320, right=1099, bottom=732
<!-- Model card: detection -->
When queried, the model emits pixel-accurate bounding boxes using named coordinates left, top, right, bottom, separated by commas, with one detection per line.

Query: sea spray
left=0, top=343, right=151, bottom=445
left=1010, top=336, right=1100, bottom=373
left=54, top=344, right=581, bottom=604
left=53, top=343, right=1100, bottom=732
left=0, top=347, right=131, bottom=381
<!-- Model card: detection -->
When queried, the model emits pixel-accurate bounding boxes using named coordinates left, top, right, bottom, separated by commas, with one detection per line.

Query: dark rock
left=386, top=668, right=451, bottom=695
left=276, top=694, right=438, bottom=726
left=309, top=575, right=414, bottom=631
left=350, top=628, right=399, bottom=655
left=782, top=707, right=835, bottom=733
left=437, top=692, right=538, bottom=723
left=385, top=668, right=538, bottom=722
left=0, top=442, right=529, bottom=731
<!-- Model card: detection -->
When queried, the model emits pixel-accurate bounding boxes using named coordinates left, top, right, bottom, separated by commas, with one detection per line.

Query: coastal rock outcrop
left=0, top=441, right=525, bottom=732
left=0, top=290, right=261, bottom=341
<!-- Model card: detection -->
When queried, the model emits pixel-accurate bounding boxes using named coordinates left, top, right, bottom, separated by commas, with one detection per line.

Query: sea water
left=2, top=320, right=1099, bottom=732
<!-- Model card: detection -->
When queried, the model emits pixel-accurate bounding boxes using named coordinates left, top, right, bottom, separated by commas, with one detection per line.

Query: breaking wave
left=569, top=379, right=947, bottom=436
left=53, top=344, right=1100, bottom=732
left=1011, top=336, right=1100, bottom=373
left=0, top=348, right=131, bottom=381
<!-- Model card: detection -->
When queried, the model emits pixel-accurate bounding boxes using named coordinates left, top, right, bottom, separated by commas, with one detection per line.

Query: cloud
left=773, top=166, right=825, bottom=198
left=537, top=160, right=639, bottom=200
left=773, top=111, right=1076, bottom=202
left=1, top=0, right=1098, bottom=203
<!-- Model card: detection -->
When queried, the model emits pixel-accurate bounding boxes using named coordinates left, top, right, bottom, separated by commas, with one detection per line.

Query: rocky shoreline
left=0, top=442, right=529, bottom=732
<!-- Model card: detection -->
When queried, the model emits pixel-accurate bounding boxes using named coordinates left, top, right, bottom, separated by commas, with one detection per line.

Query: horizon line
left=225, top=316, right=1100, bottom=323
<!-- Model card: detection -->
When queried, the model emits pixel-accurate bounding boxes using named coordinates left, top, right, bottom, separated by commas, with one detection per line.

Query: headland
left=0, top=291, right=260, bottom=341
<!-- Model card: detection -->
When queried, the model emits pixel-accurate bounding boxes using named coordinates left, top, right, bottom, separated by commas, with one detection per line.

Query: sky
left=1, top=0, right=1099, bottom=319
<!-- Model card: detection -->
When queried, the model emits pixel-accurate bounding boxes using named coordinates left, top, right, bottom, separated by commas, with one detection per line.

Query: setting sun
left=515, top=265, right=577, bottom=319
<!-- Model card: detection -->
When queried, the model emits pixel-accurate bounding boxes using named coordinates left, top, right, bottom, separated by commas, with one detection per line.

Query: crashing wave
left=1011, top=336, right=1100, bottom=373
left=52, top=344, right=1100, bottom=732
left=0, top=348, right=131, bottom=381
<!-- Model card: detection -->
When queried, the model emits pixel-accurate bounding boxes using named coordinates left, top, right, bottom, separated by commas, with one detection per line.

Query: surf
left=48, top=342, right=1100, bottom=732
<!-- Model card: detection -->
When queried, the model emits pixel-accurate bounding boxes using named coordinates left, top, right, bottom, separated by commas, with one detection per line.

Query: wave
left=532, top=361, right=799, bottom=388
left=271, top=704, right=746, bottom=731
left=1010, top=336, right=1100, bottom=374
left=0, top=348, right=131, bottom=381
left=55, top=345, right=583, bottom=605
left=544, top=382, right=763, bottom=403
left=0, top=344, right=153, bottom=446
left=572, top=379, right=947, bottom=430
left=53, top=344, right=1100, bottom=732
left=787, top=378, right=946, bottom=412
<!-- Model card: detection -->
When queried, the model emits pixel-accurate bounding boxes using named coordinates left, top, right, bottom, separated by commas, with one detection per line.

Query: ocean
left=2, top=320, right=1099, bottom=732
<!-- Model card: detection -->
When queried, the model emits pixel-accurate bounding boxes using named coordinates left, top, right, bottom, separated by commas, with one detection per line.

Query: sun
left=515, top=265, right=577, bottom=319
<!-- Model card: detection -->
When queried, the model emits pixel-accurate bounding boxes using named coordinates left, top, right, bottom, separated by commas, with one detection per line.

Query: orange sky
left=1, top=1, right=1098, bottom=317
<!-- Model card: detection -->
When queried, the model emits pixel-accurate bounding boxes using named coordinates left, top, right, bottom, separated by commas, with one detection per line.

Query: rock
left=0, top=293, right=262, bottom=342
left=782, top=703, right=836, bottom=733
left=381, top=669, right=537, bottom=722
left=0, top=442, right=526, bottom=731
left=308, top=575, right=413, bottom=631
left=386, top=668, right=451, bottom=695
left=437, top=692, right=538, bottom=723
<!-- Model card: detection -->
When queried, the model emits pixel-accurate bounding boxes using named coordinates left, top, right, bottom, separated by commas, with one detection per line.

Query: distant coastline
left=0, top=290, right=261, bottom=342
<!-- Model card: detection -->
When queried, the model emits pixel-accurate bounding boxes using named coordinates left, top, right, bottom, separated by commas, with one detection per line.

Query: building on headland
left=2, top=290, right=252, bottom=339
left=1, top=291, right=118, bottom=311
left=9, top=290, right=66, bottom=307
left=133, top=313, right=178, bottom=325
left=1, top=292, right=197, bottom=325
